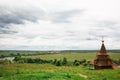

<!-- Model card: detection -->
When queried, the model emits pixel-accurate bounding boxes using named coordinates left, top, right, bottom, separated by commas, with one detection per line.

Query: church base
left=94, top=66, right=113, bottom=70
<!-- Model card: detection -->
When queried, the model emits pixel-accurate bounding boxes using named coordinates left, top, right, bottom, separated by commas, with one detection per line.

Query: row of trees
left=14, top=56, right=68, bottom=66
left=53, top=57, right=68, bottom=66
left=14, top=56, right=52, bottom=64
left=13, top=56, right=90, bottom=66
left=0, top=52, right=55, bottom=58
left=52, top=58, right=90, bottom=66
left=1, top=56, right=120, bottom=66
left=0, top=53, right=21, bottom=58
left=73, top=59, right=90, bottom=66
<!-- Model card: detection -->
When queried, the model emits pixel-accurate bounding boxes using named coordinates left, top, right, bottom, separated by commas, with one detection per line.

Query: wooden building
left=93, top=39, right=118, bottom=70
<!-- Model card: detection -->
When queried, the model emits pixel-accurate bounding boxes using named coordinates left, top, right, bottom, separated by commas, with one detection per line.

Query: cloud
left=96, top=21, right=118, bottom=29
left=0, top=5, right=84, bottom=35
left=85, top=38, right=98, bottom=41
left=49, top=9, right=84, bottom=23
left=0, top=6, right=45, bottom=28
left=0, top=28, right=17, bottom=34
left=0, top=0, right=120, bottom=50
left=0, top=5, right=45, bottom=35
left=87, top=20, right=120, bottom=42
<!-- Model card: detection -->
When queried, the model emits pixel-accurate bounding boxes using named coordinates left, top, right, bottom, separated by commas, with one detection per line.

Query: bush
left=0, top=55, right=5, bottom=58
left=73, top=60, right=78, bottom=65
left=14, top=56, right=21, bottom=61
left=62, top=57, right=67, bottom=66
left=83, top=63, right=88, bottom=66
left=53, top=59, right=57, bottom=64
left=74, top=61, right=80, bottom=66
left=56, top=60, right=62, bottom=66
left=17, top=53, right=21, bottom=57
left=81, top=59, right=86, bottom=63
left=10, top=53, right=15, bottom=57
left=73, top=60, right=81, bottom=66
left=0, top=59, right=11, bottom=65
left=73, top=59, right=90, bottom=66
left=18, top=60, right=24, bottom=63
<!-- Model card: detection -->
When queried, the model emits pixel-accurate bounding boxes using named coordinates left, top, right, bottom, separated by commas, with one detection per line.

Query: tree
left=53, top=59, right=57, bottom=64
left=17, top=53, right=21, bottom=57
left=14, top=56, right=21, bottom=61
left=62, top=57, right=67, bottom=65
left=3, top=59, right=11, bottom=65
left=73, top=60, right=80, bottom=66
left=27, top=58, right=35, bottom=63
left=56, top=60, right=62, bottom=66
left=0, top=55, right=5, bottom=58
left=74, top=61, right=80, bottom=66
left=18, top=60, right=24, bottom=63
left=10, top=53, right=15, bottom=56
left=73, top=60, right=78, bottom=65
left=81, top=59, right=86, bottom=63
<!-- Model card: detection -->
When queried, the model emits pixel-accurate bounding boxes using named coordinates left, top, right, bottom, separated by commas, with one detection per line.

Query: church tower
left=93, top=38, right=118, bottom=69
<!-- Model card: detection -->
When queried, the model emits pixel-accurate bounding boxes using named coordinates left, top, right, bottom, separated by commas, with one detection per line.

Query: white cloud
left=0, top=0, right=120, bottom=50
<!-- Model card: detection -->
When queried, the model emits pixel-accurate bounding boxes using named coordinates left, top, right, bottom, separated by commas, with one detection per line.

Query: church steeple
left=93, top=37, right=118, bottom=70
left=100, top=37, right=107, bottom=54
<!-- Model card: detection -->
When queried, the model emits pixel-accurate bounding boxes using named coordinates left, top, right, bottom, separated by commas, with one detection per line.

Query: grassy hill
left=0, top=51, right=120, bottom=80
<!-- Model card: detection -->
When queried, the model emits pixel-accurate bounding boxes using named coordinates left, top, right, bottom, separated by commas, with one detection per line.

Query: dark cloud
left=0, top=6, right=45, bottom=27
left=85, top=38, right=98, bottom=40
left=50, top=9, right=84, bottom=23
left=0, top=6, right=45, bottom=35
left=0, top=29, right=17, bottom=34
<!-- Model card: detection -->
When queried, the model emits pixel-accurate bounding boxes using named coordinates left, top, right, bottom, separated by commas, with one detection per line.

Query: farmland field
left=0, top=51, right=120, bottom=80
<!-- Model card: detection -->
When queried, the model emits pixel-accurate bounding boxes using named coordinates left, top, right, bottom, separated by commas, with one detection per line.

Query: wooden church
left=93, top=39, right=118, bottom=70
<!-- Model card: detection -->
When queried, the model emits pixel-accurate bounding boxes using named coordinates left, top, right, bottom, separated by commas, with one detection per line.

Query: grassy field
left=0, top=52, right=120, bottom=80
left=22, top=52, right=120, bottom=61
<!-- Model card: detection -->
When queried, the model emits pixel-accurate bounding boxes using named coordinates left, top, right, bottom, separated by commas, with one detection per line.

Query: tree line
left=0, top=56, right=91, bottom=66
left=0, top=56, right=120, bottom=66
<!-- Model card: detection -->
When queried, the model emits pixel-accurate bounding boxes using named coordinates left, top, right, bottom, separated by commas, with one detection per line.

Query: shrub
left=74, top=61, right=80, bottom=66
left=0, top=55, right=5, bottom=58
left=17, top=53, right=21, bottom=57
left=18, top=60, right=24, bottom=63
left=62, top=57, right=67, bottom=65
left=73, top=60, right=78, bottom=65
left=14, top=56, right=21, bottom=61
left=83, top=63, right=88, bottom=66
left=0, top=59, right=11, bottom=65
left=56, top=60, right=62, bottom=66
left=73, top=60, right=80, bottom=66
left=81, top=59, right=86, bottom=63
left=53, top=59, right=57, bottom=64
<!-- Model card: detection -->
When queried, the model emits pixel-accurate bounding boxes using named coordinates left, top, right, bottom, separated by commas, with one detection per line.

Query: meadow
left=0, top=51, right=120, bottom=80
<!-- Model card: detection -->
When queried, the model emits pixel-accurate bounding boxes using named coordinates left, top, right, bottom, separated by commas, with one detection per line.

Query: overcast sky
left=0, top=0, right=120, bottom=50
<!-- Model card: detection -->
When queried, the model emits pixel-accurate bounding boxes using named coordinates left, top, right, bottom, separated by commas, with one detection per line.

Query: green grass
left=0, top=64, right=120, bottom=80
left=0, top=64, right=84, bottom=80
left=23, top=52, right=120, bottom=61
left=0, top=52, right=120, bottom=80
